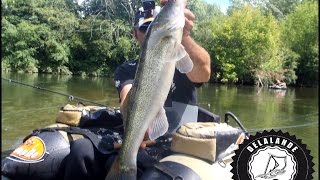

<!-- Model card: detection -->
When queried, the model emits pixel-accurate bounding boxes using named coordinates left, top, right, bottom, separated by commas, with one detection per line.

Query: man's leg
left=64, top=138, right=108, bottom=180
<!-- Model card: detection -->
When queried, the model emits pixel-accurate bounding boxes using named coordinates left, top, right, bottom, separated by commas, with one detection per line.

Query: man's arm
left=119, top=84, right=132, bottom=112
left=183, top=36, right=211, bottom=83
left=182, top=9, right=211, bottom=83
left=160, top=0, right=211, bottom=83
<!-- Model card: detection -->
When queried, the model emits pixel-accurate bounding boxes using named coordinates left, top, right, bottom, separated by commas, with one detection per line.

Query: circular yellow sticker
left=10, top=136, right=46, bottom=161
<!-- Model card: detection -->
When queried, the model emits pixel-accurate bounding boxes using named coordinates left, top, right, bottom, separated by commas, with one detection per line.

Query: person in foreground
left=114, top=0, right=210, bottom=144
left=107, top=0, right=211, bottom=178
left=64, top=0, right=211, bottom=179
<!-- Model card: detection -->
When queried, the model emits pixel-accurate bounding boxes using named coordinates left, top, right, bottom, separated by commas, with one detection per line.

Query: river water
left=1, top=72, right=318, bottom=178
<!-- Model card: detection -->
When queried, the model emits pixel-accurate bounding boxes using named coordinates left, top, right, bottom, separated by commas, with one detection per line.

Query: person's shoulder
left=121, top=59, right=138, bottom=67
left=115, top=59, right=137, bottom=71
left=114, top=59, right=138, bottom=78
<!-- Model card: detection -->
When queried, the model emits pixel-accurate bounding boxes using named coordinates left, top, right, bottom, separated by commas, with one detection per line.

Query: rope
left=2, top=77, right=107, bottom=107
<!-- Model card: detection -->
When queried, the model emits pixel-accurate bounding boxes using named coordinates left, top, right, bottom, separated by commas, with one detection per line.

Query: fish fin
left=105, top=156, right=121, bottom=180
left=148, top=107, right=169, bottom=141
left=175, top=45, right=193, bottom=73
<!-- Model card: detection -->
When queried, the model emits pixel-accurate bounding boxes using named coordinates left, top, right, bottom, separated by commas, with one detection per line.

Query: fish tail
left=105, top=156, right=137, bottom=180
left=105, top=156, right=121, bottom=180
left=121, top=171, right=137, bottom=180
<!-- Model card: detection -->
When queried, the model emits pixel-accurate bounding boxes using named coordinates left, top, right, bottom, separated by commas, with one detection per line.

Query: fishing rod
left=224, top=111, right=318, bottom=135
left=247, top=121, right=319, bottom=134
left=2, top=77, right=107, bottom=107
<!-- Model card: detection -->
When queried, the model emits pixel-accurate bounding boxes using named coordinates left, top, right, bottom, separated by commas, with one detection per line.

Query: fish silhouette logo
left=231, top=130, right=314, bottom=180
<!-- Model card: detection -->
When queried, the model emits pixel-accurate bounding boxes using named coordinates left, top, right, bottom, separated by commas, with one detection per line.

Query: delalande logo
left=231, top=130, right=314, bottom=180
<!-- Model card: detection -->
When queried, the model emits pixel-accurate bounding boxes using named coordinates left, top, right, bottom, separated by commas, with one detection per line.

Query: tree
left=72, top=17, right=135, bottom=76
left=2, top=0, right=79, bottom=74
left=210, top=5, right=283, bottom=85
left=281, top=1, right=319, bottom=86
left=192, top=14, right=225, bottom=82
left=229, top=0, right=302, bottom=20
left=79, top=0, right=140, bottom=25
left=2, top=19, right=39, bottom=72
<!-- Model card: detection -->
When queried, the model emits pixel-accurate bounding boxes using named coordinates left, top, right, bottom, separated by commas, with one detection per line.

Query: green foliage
left=70, top=17, right=136, bottom=76
left=224, top=0, right=317, bottom=86
left=2, top=0, right=137, bottom=76
left=192, top=15, right=224, bottom=82
left=190, top=1, right=223, bottom=47
left=229, top=0, right=302, bottom=19
left=2, top=19, right=39, bottom=72
left=2, top=0, right=77, bottom=74
left=80, top=0, right=140, bottom=25
left=263, top=0, right=301, bottom=18
left=188, top=0, right=222, bottom=22
left=1, top=0, right=318, bottom=86
left=210, top=5, right=282, bottom=84
left=281, top=1, right=319, bottom=86
left=279, top=47, right=299, bottom=84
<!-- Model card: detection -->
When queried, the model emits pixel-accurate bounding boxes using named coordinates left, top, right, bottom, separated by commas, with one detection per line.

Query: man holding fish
left=109, top=0, right=211, bottom=179
left=64, top=0, right=211, bottom=179
left=114, top=0, right=211, bottom=148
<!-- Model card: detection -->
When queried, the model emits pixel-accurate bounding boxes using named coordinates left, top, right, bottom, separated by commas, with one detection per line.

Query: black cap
left=134, top=8, right=155, bottom=30
left=133, top=6, right=161, bottom=32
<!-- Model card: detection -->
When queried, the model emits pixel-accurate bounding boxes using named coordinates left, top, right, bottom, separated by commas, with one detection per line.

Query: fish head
left=140, top=0, right=193, bottom=73
left=149, top=0, right=186, bottom=34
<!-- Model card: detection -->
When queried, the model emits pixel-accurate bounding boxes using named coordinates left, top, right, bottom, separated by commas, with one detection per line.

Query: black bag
left=55, top=104, right=123, bottom=130
left=1, top=130, right=70, bottom=180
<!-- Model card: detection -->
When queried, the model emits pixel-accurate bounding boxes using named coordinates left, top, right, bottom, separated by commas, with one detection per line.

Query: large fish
left=106, top=0, right=193, bottom=179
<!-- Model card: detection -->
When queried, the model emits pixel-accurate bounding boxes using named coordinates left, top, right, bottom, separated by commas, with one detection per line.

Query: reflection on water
left=197, top=83, right=318, bottom=179
left=1, top=72, right=319, bottom=178
left=1, top=72, right=120, bottom=150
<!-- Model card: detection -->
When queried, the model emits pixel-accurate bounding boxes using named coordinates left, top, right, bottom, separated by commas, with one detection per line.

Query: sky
left=204, top=0, right=231, bottom=13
